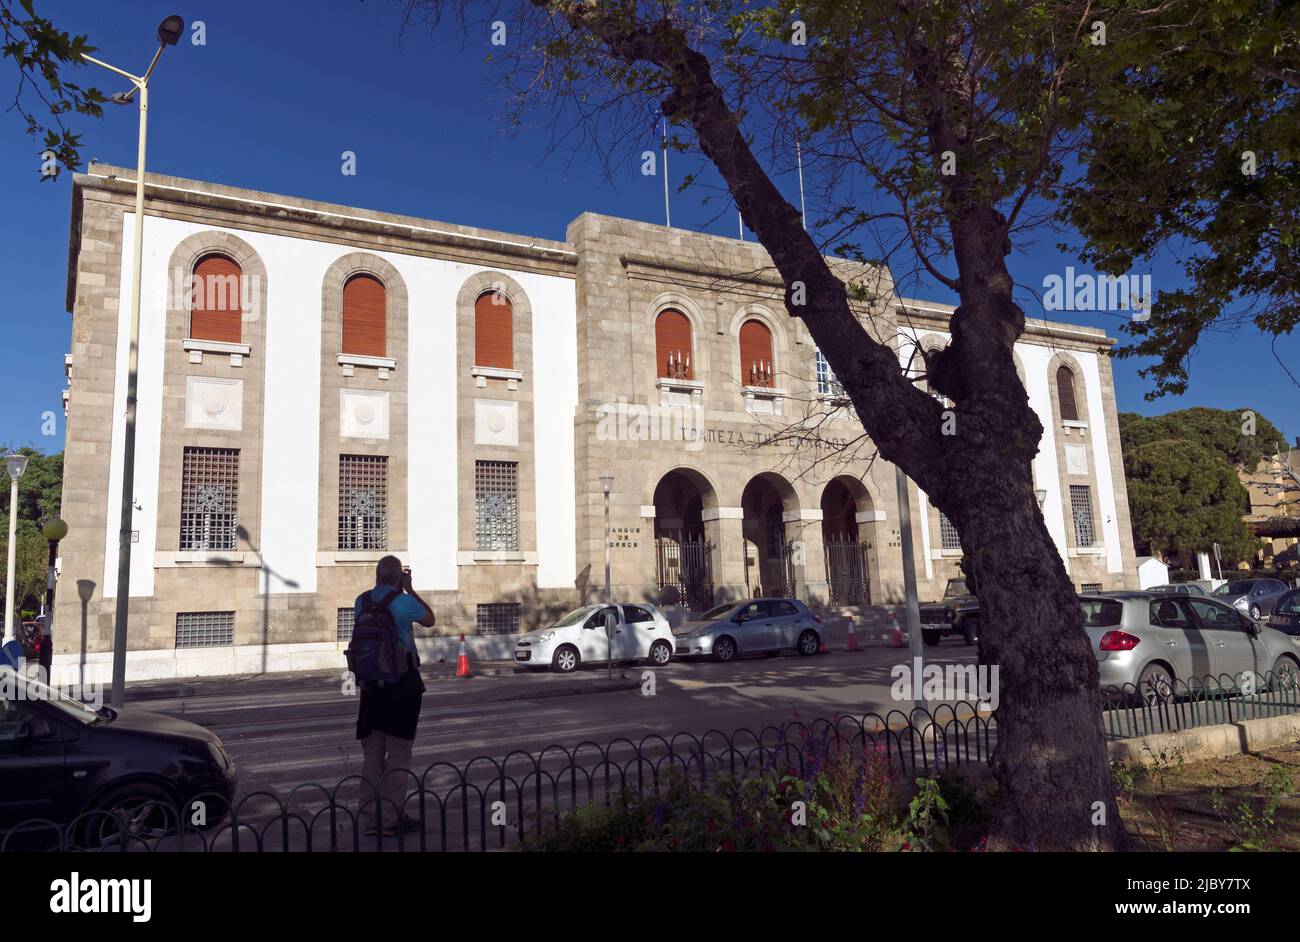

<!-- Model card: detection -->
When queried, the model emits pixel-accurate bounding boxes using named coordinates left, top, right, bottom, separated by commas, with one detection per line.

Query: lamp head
left=1034, top=488, right=1048, bottom=508
left=599, top=475, right=614, bottom=495
left=5, top=453, right=29, bottom=481
left=157, top=15, right=184, bottom=46
left=42, top=518, right=68, bottom=542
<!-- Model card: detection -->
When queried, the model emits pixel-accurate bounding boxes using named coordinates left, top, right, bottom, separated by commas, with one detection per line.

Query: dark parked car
left=919, top=578, right=980, bottom=647
left=1268, top=589, right=1300, bottom=636
left=0, top=667, right=237, bottom=846
left=1213, top=578, right=1291, bottom=620
left=1148, top=583, right=1210, bottom=597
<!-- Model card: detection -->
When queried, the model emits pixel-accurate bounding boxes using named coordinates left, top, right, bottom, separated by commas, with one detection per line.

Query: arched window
left=474, top=290, right=513, bottom=369
left=342, top=274, right=386, bottom=357
left=1056, top=365, right=1080, bottom=421
left=190, top=254, right=243, bottom=343
left=655, top=309, right=693, bottom=379
left=739, top=319, right=774, bottom=387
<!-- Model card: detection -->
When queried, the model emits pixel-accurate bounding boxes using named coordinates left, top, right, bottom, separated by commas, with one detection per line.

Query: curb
left=1108, top=712, right=1300, bottom=767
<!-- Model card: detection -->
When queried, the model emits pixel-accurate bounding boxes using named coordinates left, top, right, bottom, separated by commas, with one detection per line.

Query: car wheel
left=962, top=616, right=979, bottom=646
left=648, top=640, right=672, bottom=667
left=80, top=781, right=177, bottom=848
left=713, top=636, right=737, bottom=663
left=1136, top=664, right=1174, bottom=707
left=797, top=630, right=820, bottom=656
left=922, top=629, right=942, bottom=647
left=1250, top=604, right=1261, bottom=620
left=1270, top=655, right=1300, bottom=693
left=551, top=645, right=580, bottom=674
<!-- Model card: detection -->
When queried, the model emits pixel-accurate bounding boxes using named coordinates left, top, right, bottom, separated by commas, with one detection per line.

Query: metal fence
left=7, top=669, right=1300, bottom=854
left=0, top=704, right=994, bottom=854
left=1100, top=669, right=1300, bottom=739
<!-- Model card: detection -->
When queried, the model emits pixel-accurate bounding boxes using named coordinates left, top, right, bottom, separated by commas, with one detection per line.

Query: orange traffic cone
left=455, top=634, right=472, bottom=678
left=846, top=617, right=859, bottom=652
left=889, top=615, right=906, bottom=648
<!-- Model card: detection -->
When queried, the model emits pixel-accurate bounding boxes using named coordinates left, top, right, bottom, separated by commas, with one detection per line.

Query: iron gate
left=824, top=537, right=871, bottom=605
left=655, top=538, right=715, bottom=610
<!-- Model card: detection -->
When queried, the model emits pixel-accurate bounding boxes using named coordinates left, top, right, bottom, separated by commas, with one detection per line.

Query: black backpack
left=344, top=590, right=406, bottom=688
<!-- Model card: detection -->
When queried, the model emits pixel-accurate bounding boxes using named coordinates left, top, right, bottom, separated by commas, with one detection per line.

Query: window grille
left=339, top=455, right=388, bottom=550
left=1081, top=583, right=1103, bottom=593
left=337, top=607, right=355, bottom=642
left=477, top=602, right=521, bottom=635
left=1070, top=485, right=1097, bottom=547
left=176, top=611, right=234, bottom=648
left=475, top=461, right=519, bottom=551
left=938, top=512, right=961, bottom=551
left=180, top=447, right=239, bottom=551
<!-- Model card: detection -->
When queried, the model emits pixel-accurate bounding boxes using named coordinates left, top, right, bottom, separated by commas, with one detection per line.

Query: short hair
left=376, top=555, right=403, bottom=587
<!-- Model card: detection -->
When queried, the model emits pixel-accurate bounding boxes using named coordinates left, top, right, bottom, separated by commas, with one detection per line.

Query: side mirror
left=603, top=612, right=617, bottom=638
left=732, top=613, right=746, bottom=624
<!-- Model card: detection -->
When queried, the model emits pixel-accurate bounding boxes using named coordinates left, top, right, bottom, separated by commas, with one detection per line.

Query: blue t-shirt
left=355, top=588, right=424, bottom=656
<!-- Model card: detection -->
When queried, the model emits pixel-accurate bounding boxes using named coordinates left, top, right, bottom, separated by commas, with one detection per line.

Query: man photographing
left=352, top=554, right=435, bottom=837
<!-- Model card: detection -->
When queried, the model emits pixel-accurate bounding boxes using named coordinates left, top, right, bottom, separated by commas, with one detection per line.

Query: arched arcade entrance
left=652, top=469, right=715, bottom=610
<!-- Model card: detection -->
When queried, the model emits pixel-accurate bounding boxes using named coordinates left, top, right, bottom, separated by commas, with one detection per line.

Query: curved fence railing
left=0, top=704, right=995, bottom=854
left=7, top=670, right=1296, bottom=853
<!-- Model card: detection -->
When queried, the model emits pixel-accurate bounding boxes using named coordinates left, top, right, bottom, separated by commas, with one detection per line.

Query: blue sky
left=1, top=0, right=1292, bottom=451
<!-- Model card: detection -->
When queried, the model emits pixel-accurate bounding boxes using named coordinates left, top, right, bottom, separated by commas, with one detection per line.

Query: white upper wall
left=103, top=213, right=578, bottom=597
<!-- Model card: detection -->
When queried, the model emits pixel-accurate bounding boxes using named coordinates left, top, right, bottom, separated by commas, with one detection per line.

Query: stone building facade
left=53, top=164, right=1138, bottom=681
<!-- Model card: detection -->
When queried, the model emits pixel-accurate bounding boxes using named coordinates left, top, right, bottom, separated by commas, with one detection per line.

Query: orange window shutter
left=655, top=309, right=693, bottom=379
left=190, top=255, right=243, bottom=343
left=1057, top=366, right=1079, bottom=421
left=475, top=292, right=514, bottom=369
left=739, top=320, right=774, bottom=386
left=343, top=275, right=387, bottom=357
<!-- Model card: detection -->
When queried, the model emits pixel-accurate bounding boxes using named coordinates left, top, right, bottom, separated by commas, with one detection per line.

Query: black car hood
left=97, top=707, right=222, bottom=746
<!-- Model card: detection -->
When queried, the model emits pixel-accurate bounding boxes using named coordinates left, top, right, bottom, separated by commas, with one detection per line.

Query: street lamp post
left=3, top=454, right=30, bottom=645
left=80, top=15, right=184, bottom=709
left=600, top=475, right=614, bottom=683
left=40, top=518, right=67, bottom=680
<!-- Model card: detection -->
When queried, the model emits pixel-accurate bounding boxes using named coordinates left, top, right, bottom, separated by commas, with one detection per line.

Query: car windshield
left=1080, top=599, right=1123, bottom=627
left=701, top=603, right=739, bottom=620
left=944, top=579, right=968, bottom=598
left=0, top=668, right=102, bottom=725
left=1214, top=581, right=1255, bottom=596
left=551, top=606, right=597, bottom=629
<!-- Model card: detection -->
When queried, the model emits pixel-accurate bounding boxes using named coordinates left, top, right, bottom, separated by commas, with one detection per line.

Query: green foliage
left=1120, top=407, right=1287, bottom=470
left=0, top=448, right=63, bottom=615
left=1064, top=1, right=1300, bottom=398
left=1211, top=763, right=1295, bottom=852
left=1121, top=411, right=1267, bottom=561
left=0, top=0, right=107, bottom=177
left=524, top=729, right=956, bottom=852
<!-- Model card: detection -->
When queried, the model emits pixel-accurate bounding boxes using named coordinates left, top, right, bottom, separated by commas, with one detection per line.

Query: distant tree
left=1122, top=436, right=1257, bottom=564
left=0, top=448, right=63, bottom=615
left=0, top=0, right=106, bottom=178
left=1119, top=408, right=1287, bottom=471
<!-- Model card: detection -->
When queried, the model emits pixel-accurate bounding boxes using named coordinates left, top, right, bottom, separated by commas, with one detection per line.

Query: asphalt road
left=127, top=641, right=984, bottom=802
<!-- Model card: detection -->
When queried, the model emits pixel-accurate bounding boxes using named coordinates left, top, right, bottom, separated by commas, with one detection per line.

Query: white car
left=514, top=603, right=676, bottom=673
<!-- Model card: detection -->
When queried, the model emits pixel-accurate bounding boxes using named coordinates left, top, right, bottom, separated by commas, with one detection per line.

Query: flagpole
left=796, top=140, right=807, bottom=229
left=662, top=118, right=671, bottom=228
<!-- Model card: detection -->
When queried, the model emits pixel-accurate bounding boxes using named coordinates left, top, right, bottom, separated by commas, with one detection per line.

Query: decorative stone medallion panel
left=475, top=398, right=519, bottom=447
left=340, top=388, right=390, bottom=440
left=1065, top=442, right=1089, bottom=476
left=185, top=376, right=244, bottom=431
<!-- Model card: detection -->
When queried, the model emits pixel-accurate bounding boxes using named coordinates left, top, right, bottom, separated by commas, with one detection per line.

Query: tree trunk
left=951, top=449, right=1125, bottom=851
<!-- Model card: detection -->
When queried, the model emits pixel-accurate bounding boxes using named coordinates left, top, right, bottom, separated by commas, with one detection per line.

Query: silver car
left=1212, top=578, right=1292, bottom=620
left=672, top=598, right=823, bottom=662
left=1082, top=591, right=1300, bottom=698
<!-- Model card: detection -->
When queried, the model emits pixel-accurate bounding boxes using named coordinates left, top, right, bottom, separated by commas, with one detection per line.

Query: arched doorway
left=741, top=473, right=797, bottom=597
left=821, top=477, right=872, bottom=604
left=653, top=470, right=715, bottom=610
